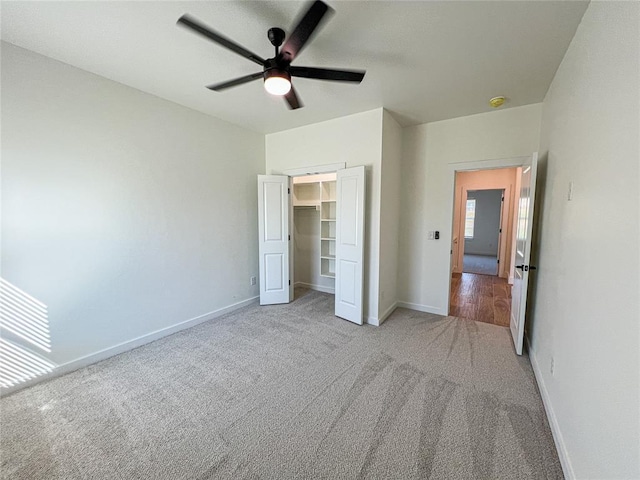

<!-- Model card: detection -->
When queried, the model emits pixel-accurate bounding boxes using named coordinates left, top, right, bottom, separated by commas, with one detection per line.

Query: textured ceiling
left=1, top=1, right=588, bottom=133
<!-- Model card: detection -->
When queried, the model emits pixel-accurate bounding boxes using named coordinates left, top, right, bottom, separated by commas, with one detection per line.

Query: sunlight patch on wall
left=0, top=339, right=56, bottom=388
left=0, top=279, right=55, bottom=389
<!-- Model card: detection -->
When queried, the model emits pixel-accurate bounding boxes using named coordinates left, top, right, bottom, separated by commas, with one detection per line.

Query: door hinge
left=289, top=280, right=291, bottom=285
left=497, top=259, right=500, bottom=264
left=501, top=196, right=504, bottom=202
left=288, top=234, right=291, bottom=241
left=288, top=188, right=290, bottom=194
left=499, top=228, right=502, bottom=233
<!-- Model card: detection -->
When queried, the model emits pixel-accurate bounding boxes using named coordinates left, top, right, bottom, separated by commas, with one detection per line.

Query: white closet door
left=258, top=175, right=292, bottom=305
left=510, top=153, right=538, bottom=354
left=335, top=166, right=365, bottom=324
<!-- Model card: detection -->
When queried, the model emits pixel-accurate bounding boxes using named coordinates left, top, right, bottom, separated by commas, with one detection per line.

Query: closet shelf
left=320, top=255, right=335, bottom=260
left=321, top=237, right=336, bottom=241
left=320, top=272, right=336, bottom=278
left=321, top=218, right=336, bottom=222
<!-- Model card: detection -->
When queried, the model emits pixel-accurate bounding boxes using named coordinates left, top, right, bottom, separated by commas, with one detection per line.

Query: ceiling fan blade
left=290, top=66, right=365, bottom=83
left=177, top=14, right=265, bottom=66
left=279, top=1, right=333, bottom=63
left=284, top=86, right=303, bottom=110
left=206, top=72, right=264, bottom=91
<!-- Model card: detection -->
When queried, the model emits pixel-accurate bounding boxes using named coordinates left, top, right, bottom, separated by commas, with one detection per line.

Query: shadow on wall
left=524, top=153, right=549, bottom=345
left=0, top=279, right=57, bottom=390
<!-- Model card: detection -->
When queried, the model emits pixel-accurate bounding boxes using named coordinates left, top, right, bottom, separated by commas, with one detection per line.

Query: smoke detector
left=489, top=96, right=506, bottom=108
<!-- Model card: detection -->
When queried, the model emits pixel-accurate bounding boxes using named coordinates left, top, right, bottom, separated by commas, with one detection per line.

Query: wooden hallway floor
left=450, top=272, right=512, bottom=327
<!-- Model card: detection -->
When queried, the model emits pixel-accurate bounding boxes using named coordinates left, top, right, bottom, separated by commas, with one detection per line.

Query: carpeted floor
left=0, top=289, right=562, bottom=479
left=463, top=254, right=498, bottom=276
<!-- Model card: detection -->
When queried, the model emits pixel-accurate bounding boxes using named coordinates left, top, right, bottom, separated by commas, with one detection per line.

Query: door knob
left=516, top=265, right=537, bottom=271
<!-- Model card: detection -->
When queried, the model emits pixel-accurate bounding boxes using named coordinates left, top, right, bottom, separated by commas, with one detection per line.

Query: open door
left=510, top=153, right=538, bottom=354
left=257, top=175, right=292, bottom=305
left=335, top=166, right=365, bottom=324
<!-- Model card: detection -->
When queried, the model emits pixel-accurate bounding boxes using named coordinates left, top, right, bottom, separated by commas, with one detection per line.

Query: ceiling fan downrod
left=268, top=27, right=286, bottom=58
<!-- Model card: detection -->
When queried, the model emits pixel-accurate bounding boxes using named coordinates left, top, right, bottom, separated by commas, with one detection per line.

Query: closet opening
left=292, top=173, right=337, bottom=299
left=258, top=163, right=364, bottom=324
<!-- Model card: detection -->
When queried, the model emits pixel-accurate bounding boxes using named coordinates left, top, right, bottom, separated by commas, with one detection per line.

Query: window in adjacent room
left=465, top=198, right=476, bottom=238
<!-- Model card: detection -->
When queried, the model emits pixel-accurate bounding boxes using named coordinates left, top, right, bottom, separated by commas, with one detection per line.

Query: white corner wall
left=378, top=111, right=402, bottom=323
left=398, top=104, right=542, bottom=315
left=1, top=44, right=264, bottom=371
left=529, top=2, right=640, bottom=478
left=265, top=109, right=383, bottom=323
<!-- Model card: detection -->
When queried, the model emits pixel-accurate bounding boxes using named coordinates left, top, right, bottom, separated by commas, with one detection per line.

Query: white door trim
left=279, top=162, right=346, bottom=177
left=456, top=185, right=509, bottom=277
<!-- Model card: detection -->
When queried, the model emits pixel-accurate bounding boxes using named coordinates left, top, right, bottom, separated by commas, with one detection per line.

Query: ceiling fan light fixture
left=264, top=69, right=291, bottom=96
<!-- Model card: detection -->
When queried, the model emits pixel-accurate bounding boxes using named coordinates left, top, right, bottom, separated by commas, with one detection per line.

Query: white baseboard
left=1, top=296, right=259, bottom=397
left=526, top=336, right=575, bottom=480
left=396, top=301, right=446, bottom=316
left=294, top=281, right=335, bottom=294
left=376, top=302, right=398, bottom=326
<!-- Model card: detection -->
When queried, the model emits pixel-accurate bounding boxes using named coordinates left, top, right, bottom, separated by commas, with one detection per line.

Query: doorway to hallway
left=449, top=167, right=516, bottom=327
left=447, top=154, right=539, bottom=354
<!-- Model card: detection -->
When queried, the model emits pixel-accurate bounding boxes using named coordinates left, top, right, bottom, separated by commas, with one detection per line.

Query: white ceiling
left=1, top=1, right=588, bottom=134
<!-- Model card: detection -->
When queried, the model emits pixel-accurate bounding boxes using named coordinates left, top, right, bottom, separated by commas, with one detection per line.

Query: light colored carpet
left=0, top=289, right=562, bottom=479
left=463, top=254, right=498, bottom=276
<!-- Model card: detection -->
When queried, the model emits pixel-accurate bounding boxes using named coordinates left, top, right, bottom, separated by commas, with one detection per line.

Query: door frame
left=453, top=185, right=509, bottom=277
left=445, top=155, right=536, bottom=316
left=280, top=162, right=346, bottom=177
left=277, top=163, right=346, bottom=301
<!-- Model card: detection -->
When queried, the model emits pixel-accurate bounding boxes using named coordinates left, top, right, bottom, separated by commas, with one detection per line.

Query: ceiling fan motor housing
left=264, top=67, right=291, bottom=82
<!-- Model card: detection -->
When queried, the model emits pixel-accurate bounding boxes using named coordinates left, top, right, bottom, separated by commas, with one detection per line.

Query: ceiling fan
left=177, top=0, right=366, bottom=110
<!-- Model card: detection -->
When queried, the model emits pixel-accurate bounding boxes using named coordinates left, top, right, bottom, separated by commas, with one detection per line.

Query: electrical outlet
left=550, top=357, right=555, bottom=376
left=250, top=276, right=256, bottom=286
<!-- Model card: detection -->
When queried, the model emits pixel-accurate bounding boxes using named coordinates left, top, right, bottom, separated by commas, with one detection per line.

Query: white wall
left=377, top=111, right=402, bottom=322
left=265, top=109, right=383, bottom=323
left=464, top=189, right=503, bottom=257
left=529, top=2, right=640, bottom=478
left=1, top=44, right=264, bottom=368
left=398, top=104, right=542, bottom=314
